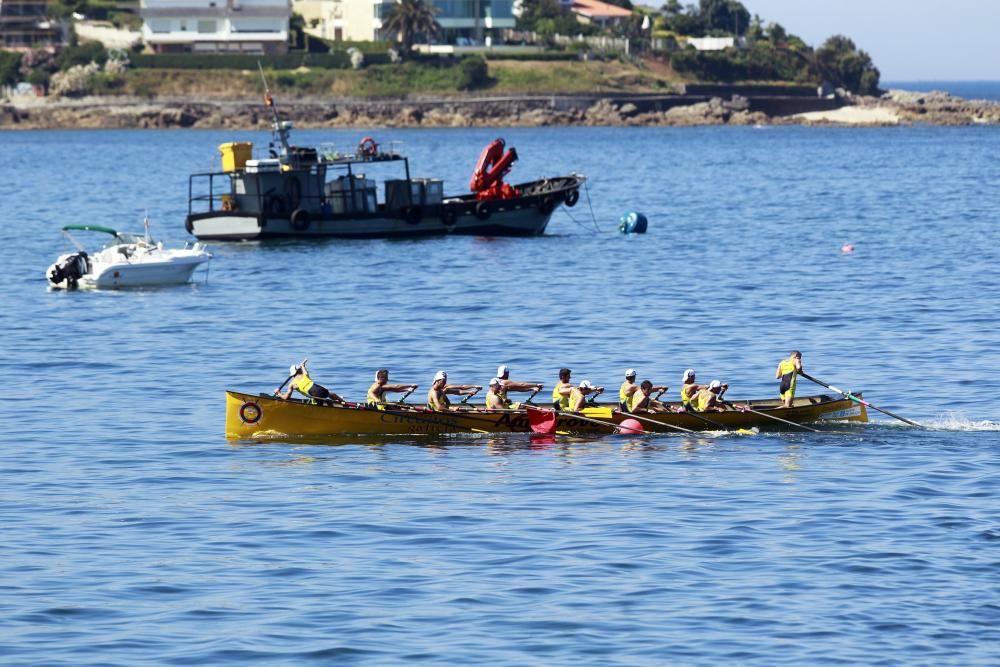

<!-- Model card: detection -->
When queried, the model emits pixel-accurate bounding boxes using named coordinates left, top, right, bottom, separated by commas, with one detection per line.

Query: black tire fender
left=290, top=208, right=311, bottom=231
left=565, top=189, right=580, bottom=207
left=475, top=200, right=492, bottom=220
left=440, top=207, right=458, bottom=229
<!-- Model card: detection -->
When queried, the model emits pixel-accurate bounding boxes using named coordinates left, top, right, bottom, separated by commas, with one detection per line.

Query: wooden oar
left=675, top=407, right=735, bottom=431
left=397, top=385, right=417, bottom=404
left=460, top=387, right=482, bottom=404
left=522, top=387, right=541, bottom=405
left=273, top=358, right=308, bottom=395
left=723, top=401, right=819, bottom=433
left=799, top=372, right=924, bottom=428
left=617, top=410, right=696, bottom=434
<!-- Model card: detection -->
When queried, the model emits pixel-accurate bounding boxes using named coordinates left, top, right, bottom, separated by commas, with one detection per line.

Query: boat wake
left=924, top=413, right=1000, bottom=431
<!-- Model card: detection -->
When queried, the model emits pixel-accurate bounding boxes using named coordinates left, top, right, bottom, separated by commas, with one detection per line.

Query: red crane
left=469, top=138, right=522, bottom=200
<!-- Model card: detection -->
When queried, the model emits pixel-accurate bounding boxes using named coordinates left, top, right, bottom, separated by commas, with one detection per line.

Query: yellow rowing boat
left=225, top=390, right=868, bottom=439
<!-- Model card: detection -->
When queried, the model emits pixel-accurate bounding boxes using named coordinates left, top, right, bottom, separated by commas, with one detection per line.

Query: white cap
left=433, top=370, right=447, bottom=382
left=625, top=368, right=637, bottom=378
left=489, top=377, right=502, bottom=387
left=289, top=364, right=299, bottom=376
left=709, top=380, right=722, bottom=390
left=684, top=369, right=695, bottom=380
left=497, top=365, right=509, bottom=378
left=580, top=380, right=594, bottom=389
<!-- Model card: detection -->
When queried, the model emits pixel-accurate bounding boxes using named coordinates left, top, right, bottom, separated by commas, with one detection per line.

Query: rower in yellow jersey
left=568, top=380, right=604, bottom=411
left=485, top=377, right=512, bottom=409
left=426, top=370, right=481, bottom=411
left=367, top=368, right=418, bottom=408
left=692, top=380, right=728, bottom=412
left=628, top=380, right=669, bottom=414
left=552, top=368, right=573, bottom=410
left=679, top=369, right=705, bottom=411
left=775, top=351, right=803, bottom=408
left=618, top=368, right=667, bottom=411
left=276, top=363, right=344, bottom=405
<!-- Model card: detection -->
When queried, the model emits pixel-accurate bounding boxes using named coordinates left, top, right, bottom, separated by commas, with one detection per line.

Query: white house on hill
left=140, top=0, right=290, bottom=54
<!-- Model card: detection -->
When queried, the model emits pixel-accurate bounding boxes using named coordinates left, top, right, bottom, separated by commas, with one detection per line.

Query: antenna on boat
left=257, top=60, right=291, bottom=159
left=143, top=210, right=150, bottom=244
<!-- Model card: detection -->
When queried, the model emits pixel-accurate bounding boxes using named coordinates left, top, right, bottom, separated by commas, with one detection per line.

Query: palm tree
left=382, top=0, right=441, bottom=52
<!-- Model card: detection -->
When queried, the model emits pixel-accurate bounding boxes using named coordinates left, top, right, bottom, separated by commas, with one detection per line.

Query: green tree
left=382, top=0, right=441, bottom=51
left=457, top=55, right=489, bottom=90
left=55, top=42, right=108, bottom=70
left=814, top=34, right=880, bottom=95
left=0, top=51, right=22, bottom=86
left=697, top=0, right=750, bottom=36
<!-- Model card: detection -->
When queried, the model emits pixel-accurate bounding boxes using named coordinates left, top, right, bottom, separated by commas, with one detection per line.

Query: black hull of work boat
left=185, top=176, right=584, bottom=241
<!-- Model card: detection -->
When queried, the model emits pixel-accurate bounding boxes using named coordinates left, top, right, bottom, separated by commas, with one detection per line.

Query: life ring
left=267, top=196, right=287, bottom=217
left=358, top=136, right=378, bottom=157
left=283, top=178, right=302, bottom=209
left=475, top=200, right=492, bottom=220
left=401, top=205, right=423, bottom=225
left=538, top=196, right=556, bottom=215
left=565, top=189, right=579, bottom=207
left=290, top=208, right=311, bottom=231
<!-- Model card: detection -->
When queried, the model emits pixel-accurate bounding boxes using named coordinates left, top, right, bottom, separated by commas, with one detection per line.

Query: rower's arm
left=383, top=383, right=418, bottom=393
left=445, top=384, right=481, bottom=395
left=505, top=381, right=543, bottom=392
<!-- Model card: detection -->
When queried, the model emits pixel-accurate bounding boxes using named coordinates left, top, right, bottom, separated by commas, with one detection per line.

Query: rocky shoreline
left=2, top=89, right=998, bottom=130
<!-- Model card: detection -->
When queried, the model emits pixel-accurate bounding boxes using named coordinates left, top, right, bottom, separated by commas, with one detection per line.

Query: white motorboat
left=47, top=221, right=211, bottom=289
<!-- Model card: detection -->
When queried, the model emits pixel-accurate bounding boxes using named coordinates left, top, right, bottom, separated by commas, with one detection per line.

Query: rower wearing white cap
left=569, top=380, right=604, bottom=412
left=692, top=380, right=729, bottom=412
left=367, top=368, right=418, bottom=408
left=619, top=369, right=667, bottom=411
left=485, top=377, right=512, bottom=409
left=276, top=362, right=344, bottom=405
left=679, top=369, right=705, bottom=410
left=495, top=364, right=543, bottom=395
left=426, top=370, right=482, bottom=411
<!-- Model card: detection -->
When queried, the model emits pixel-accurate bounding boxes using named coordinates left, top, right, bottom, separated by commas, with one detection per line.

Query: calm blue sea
left=884, top=80, right=1000, bottom=101
left=1, top=125, right=999, bottom=665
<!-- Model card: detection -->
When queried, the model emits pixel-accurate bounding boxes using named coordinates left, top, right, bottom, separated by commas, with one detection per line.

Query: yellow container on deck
left=219, top=142, right=253, bottom=172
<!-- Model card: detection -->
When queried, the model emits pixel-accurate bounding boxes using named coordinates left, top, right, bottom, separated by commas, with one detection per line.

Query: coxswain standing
left=276, top=363, right=344, bottom=406
left=426, top=370, right=481, bottom=411
left=775, top=351, right=803, bottom=408
left=367, top=368, right=418, bottom=408
left=568, top=380, right=604, bottom=412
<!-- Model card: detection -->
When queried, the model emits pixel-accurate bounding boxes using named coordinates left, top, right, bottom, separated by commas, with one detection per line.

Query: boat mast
left=258, top=61, right=291, bottom=160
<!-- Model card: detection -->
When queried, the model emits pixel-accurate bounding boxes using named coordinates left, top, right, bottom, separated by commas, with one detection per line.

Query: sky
left=741, top=0, right=999, bottom=81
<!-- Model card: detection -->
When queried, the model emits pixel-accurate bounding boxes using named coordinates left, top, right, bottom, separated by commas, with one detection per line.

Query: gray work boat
left=185, top=93, right=585, bottom=241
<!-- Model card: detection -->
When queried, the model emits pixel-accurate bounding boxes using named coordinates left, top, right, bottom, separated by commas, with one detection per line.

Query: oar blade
left=526, top=405, right=558, bottom=435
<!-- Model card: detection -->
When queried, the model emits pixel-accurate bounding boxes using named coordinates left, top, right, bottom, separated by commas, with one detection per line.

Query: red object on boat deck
left=470, top=138, right=522, bottom=200
left=526, top=405, right=558, bottom=434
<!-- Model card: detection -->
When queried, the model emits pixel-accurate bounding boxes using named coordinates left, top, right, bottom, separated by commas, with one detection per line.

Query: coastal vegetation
left=2, top=0, right=880, bottom=99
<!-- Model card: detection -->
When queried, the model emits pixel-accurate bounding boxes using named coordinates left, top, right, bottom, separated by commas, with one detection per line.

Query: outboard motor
left=48, top=251, right=89, bottom=288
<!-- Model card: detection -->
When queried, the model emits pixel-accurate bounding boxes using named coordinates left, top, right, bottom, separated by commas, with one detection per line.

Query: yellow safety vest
left=367, top=384, right=384, bottom=405
left=619, top=381, right=635, bottom=406
left=552, top=382, right=571, bottom=409
left=629, top=390, right=649, bottom=412
left=293, top=371, right=315, bottom=397
left=694, top=388, right=718, bottom=412
left=778, top=357, right=798, bottom=398
left=486, top=389, right=511, bottom=409
left=680, top=382, right=697, bottom=407
left=427, top=388, right=450, bottom=410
